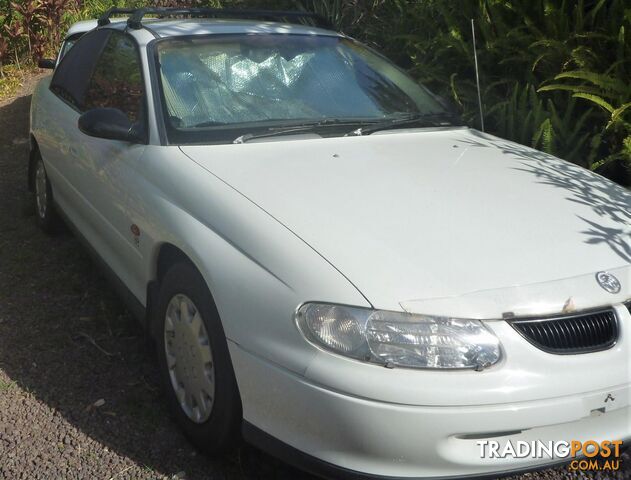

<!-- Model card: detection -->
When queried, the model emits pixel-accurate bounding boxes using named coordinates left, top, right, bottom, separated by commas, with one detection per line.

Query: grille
left=510, top=309, right=618, bottom=354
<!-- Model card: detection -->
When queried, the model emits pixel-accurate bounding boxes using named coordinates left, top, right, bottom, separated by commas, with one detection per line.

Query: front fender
left=129, top=146, right=370, bottom=376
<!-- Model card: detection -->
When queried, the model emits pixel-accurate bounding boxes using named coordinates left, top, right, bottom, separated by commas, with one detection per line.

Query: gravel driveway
left=0, top=76, right=627, bottom=480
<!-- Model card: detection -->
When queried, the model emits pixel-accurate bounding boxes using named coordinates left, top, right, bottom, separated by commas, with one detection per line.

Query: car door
left=74, top=30, right=149, bottom=301
left=36, top=28, right=111, bottom=220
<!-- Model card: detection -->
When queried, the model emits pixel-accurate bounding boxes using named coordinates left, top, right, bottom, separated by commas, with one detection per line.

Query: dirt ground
left=0, top=76, right=628, bottom=480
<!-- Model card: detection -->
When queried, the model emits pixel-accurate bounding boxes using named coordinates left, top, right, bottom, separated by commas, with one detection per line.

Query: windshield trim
left=147, top=32, right=450, bottom=146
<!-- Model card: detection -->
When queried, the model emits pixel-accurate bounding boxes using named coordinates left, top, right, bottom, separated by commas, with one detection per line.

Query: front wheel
left=155, top=263, right=242, bottom=454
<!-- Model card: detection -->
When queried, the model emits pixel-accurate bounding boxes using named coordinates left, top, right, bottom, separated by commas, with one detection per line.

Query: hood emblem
left=595, top=271, right=621, bottom=294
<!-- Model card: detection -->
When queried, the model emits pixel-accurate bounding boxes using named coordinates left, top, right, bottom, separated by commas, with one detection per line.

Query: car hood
left=181, top=128, right=631, bottom=317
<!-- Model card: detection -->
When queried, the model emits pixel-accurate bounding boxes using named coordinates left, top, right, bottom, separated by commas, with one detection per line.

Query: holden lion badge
left=595, top=271, right=621, bottom=294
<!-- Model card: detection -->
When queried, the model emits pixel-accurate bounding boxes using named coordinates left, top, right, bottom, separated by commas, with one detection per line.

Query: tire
left=32, top=151, right=60, bottom=233
left=156, top=262, right=242, bottom=454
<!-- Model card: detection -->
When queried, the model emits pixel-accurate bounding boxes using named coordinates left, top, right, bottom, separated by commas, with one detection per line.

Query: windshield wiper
left=347, top=112, right=460, bottom=136
left=233, top=118, right=379, bottom=144
left=188, top=120, right=226, bottom=128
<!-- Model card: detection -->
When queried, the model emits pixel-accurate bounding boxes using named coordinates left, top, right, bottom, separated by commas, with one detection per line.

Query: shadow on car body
left=0, top=91, right=315, bottom=480
left=0, top=91, right=627, bottom=480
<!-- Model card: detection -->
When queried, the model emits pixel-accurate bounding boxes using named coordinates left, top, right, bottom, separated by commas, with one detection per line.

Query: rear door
left=36, top=28, right=110, bottom=217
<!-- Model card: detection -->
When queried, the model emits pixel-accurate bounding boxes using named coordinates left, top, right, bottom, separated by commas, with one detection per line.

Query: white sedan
left=30, top=7, right=630, bottom=479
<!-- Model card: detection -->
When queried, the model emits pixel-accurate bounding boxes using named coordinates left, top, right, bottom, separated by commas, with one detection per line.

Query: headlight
left=295, top=303, right=501, bottom=369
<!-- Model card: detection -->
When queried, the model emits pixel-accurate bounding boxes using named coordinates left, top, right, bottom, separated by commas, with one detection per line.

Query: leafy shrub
left=387, top=0, right=630, bottom=184
left=0, top=0, right=628, bottom=185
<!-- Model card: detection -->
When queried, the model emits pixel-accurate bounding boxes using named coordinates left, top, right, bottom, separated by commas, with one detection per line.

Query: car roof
left=73, top=17, right=341, bottom=40
left=64, top=18, right=125, bottom=38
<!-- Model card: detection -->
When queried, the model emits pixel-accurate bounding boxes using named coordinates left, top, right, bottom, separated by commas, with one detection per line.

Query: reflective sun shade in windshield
left=155, top=34, right=446, bottom=143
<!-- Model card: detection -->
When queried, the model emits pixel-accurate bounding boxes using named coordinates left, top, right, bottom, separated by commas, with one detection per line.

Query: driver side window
left=84, top=31, right=145, bottom=123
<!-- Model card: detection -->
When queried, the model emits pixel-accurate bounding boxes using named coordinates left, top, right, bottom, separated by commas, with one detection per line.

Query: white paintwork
left=181, top=128, right=631, bottom=314
left=63, top=18, right=320, bottom=42
left=30, top=18, right=631, bottom=479
left=64, top=18, right=126, bottom=38
left=64, top=19, right=99, bottom=37
left=229, top=339, right=630, bottom=478
left=144, top=18, right=340, bottom=39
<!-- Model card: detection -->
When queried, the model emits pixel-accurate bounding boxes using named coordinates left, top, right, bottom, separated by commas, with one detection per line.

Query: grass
left=0, top=64, right=40, bottom=102
left=0, top=378, right=17, bottom=391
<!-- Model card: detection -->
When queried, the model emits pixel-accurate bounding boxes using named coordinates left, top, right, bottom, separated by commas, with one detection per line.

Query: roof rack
left=97, top=8, right=135, bottom=27
left=97, top=7, right=333, bottom=31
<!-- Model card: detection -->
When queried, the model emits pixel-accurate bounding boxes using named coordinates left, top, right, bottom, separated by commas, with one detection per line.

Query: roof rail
left=97, top=7, right=333, bottom=31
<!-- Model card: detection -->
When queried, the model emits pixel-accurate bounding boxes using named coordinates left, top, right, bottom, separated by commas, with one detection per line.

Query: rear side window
left=50, top=29, right=111, bottom=111
left=57, top=32, right=84, bottom=64
left=84, top=32, right=145, bottom=122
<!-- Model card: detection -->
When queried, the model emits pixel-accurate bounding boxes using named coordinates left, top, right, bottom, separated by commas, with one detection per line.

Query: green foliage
left=538, top=68, right=631, bottom=172
left=0, top=0, right=629, bottom=184
left=0, top=63, right=25, bottom=98
left=372, top=0, right=631, bottom=184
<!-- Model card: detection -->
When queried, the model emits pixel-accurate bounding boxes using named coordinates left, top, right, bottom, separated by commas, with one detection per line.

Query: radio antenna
left=471, top=18, right=485, bottom=132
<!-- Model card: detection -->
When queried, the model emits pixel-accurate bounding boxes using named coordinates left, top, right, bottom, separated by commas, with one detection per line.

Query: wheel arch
left=152, top=242, right=244, bottom=450
left=147, top=242, right=206, bottom=339
left=155, top=242, right=195, bottom=284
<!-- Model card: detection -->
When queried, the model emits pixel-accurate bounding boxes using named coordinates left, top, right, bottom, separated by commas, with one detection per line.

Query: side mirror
left=78, top=108, right=144, bottom=143
left=38, top=58, right=56, bottom=69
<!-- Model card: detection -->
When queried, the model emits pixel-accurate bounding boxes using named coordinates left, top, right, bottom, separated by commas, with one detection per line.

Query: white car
left=37, top=18, right=126, bottom=70
left=30, top=7, right=630, bottom=479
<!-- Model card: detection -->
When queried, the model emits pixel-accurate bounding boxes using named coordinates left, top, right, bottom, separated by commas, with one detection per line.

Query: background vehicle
left=29, top=8, right=630, bottom=480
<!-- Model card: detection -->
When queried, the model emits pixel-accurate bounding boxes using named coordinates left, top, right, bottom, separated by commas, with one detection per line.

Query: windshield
left=155, top=34, right=449, bottom=144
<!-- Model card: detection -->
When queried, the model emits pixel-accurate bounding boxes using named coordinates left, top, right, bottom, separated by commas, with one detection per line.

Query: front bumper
left=230, top=342, right=631, bottom=479
left=241, top=423, right=625, bottom=480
